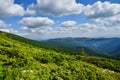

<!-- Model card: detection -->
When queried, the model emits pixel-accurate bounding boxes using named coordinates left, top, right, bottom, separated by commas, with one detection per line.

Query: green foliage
left=80, top=56, right=120, bottom=72
left=80, top=48, right=86, bottom=56
left=0, top=31, right=120, bottom=80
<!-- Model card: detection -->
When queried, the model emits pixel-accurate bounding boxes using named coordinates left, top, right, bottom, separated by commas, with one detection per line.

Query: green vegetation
left=79, top=56, right=120, bottom=72
left=80, top=48, right=86, bottom=56
left=0, top=31, right=120, bottom=80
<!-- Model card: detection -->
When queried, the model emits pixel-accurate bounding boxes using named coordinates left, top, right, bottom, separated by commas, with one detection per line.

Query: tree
left=80, top=48, right=86, bottom=56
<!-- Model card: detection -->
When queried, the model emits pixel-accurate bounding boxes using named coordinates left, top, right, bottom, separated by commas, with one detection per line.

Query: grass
left=0, top=31, right=120, bottom=80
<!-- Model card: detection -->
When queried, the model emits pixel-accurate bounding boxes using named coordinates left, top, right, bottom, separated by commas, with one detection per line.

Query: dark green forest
left=0, top=31, right=120, bottom=80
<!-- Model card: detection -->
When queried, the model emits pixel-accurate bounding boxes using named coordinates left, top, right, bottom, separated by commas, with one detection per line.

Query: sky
left=0, top=0, right=120, bottom=40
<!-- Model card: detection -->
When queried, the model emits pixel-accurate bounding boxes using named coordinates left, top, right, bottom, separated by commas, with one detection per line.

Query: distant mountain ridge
left=1, top=30, right=120, bottom=58
left=44, top=37, right=120, bottom=58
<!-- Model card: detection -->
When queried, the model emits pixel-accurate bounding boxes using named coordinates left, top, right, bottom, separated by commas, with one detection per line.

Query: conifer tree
left=80, top=48, right=86, bottom=56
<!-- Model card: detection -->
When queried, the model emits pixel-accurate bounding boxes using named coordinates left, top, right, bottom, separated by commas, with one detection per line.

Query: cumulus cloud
left=21, top=26, right=53, bottom=33
left=28, top=0, right=84, bottom=16
left=82, top=1, right=120, bottom=28
left=60, top=20, right=77, bottom=27
left=51, top=21, right=119, bottom=39
left=0, top=28, right=18, bottom=33
left=19, top=17, right=54, bottom=33
left=25, top=6, right=36, bottom=16
left=27, top=1, right=120, bottom=17
left=50, top=21, right=116, bottom=37
left=84, top=1, right=120, bottom=18
left=19, top=17, right=54, bottom=28
left=0, top=20, right=11, bottom=28
left=92, top=14, right=120, bottom=26
left=51, top=21, right=102, bottom=34
left=18, top=19, right=120, bottom=39
left=1, top=0, right=119, bottom=39
left=79, top=23, right=97, bottom=29
left=0, top=20, right=18, bottom=34
left=0, top=0, right=25, bottom=17
left=52, top=20, right=78, bottom=34
left=25, top=9, right=36, bottom=16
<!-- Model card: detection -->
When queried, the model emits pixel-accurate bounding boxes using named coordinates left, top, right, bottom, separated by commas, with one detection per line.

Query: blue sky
left=0, top=0, right=120, bottom=40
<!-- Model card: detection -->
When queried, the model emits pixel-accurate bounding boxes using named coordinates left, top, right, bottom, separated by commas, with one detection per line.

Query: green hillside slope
left=0, top=31, right=79, bottom=55
left=0, top=31, right=120, bottom=80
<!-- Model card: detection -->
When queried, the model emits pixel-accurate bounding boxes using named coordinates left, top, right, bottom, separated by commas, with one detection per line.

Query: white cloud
left=0, top=0, right=25, bottom=17
left=0, top=20, right=11, bottom=28
left=18, top=19, right=120, bottom=40
left=25, top=9, right=36, bottom=16
left=0, top=20, right=18, bottom=34
left=0, top=28, right=18, bottom=34
left=28, top=0, right=84, bottom=16
left=25, top=5, right=36, bottom=16
left=21, top=27, right=53, bottom=34
left=50, top=21, right=101, bottom=34
left=27, top=1, right=120, bottom=18
left=79, top=23, right=97, bottom=29
left=84, top=1, right=120, bottom=18
left=82, top=1, right=120, bottom=28
left=52, top=20, right=78, bottom=34
left=60, top=20, right=77, bottom=28
left=19, top=17, right=54, bottom=33
left=19, top=17, right=54, bottom=28
left=1, top=0, right=119, bottom=39
left=92, top=14, right=120, bottom=26
left=49, top=21, right=120, bottom=39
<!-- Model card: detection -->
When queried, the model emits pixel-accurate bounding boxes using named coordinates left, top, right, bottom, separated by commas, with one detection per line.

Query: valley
left=0, top=31, right=120, bottom=80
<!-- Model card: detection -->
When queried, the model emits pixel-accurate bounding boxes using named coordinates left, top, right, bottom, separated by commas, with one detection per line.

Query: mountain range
left=43, top=37, right=120, bottom=58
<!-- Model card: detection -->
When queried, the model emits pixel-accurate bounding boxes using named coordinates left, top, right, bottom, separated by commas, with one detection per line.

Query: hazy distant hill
left=44, top=37, right=120, bottom=58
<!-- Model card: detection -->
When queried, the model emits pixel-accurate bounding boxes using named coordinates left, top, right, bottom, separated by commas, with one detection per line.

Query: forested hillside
left=44, top=38, right=120, bottom=58
left=0, top=31, right=120, bottom=80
